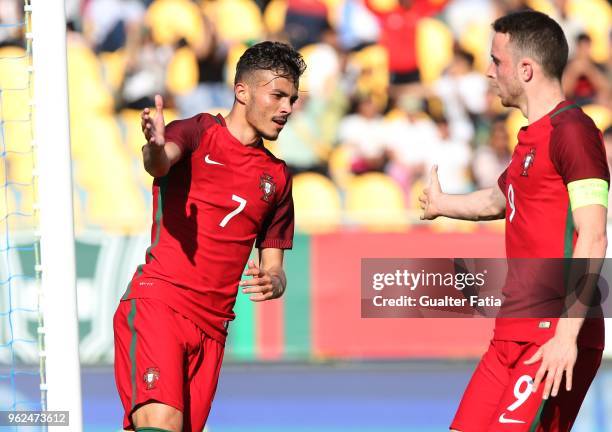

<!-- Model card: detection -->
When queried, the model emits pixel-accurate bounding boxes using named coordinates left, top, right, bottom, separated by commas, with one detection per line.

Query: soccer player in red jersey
left=113, top=42, right=306, bottom=432
left=420, top=11, right=608, bottom=431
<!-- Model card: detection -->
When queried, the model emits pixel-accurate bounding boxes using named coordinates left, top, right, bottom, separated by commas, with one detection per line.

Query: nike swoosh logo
left=205, top=154, right=224, bottom=165
left=498, top=413, right=525, bottom=424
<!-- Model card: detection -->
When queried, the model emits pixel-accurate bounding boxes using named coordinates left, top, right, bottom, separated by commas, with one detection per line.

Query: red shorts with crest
left=451, top=340, right=602, bottom=431
left=113, top=298, right=224, bottom=431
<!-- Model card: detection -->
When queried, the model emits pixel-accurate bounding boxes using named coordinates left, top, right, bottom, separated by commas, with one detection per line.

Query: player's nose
left=486, top=62, right=496, bottom=79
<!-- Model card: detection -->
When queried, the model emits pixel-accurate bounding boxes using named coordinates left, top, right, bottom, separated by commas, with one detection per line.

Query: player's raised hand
left=141, top=94, right=166, bottom=147
left=419, top=165, right=443, bottom=220
left=239, top=259, right=282, bottom=302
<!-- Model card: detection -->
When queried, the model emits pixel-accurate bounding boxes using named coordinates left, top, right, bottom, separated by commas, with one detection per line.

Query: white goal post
left=30, top=0, right=83, bottom=430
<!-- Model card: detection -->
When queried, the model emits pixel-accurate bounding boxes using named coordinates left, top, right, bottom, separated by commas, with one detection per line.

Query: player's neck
left=523, top=82, right=565, bottom=125
left=223, top=111, right=261, bottom=147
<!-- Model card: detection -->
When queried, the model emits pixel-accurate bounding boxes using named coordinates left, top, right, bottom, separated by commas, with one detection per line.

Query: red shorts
left=451, top=340, right=602, bottom=432
left=113, top=298, right=224, bottom=431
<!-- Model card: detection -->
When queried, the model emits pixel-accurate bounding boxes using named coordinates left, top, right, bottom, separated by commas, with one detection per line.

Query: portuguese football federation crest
left=521, top=148, right=536, bottom=176
left=260, top=174, right=276, bottom=202
left=144, top=367, right=160, bottom=390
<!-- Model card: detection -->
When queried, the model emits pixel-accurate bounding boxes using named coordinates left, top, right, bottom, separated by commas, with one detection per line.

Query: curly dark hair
left=493, top=10, right=568, bottom=81
left=234, top=41, right=307, bottom=87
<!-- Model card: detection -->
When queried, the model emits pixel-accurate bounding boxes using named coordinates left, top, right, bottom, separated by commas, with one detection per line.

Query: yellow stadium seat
left=203, top=0, right=263, bottom=43
left=0, top=46, right=28, bottom=88
left=345, top=173, right=407, bottom=231
left=0, top=89, right=29, bottom=123
left=118, top=108, right=180, bottom=191
left=367, top=0, right=397, bottom=14
left=225, top=43, right=248, bottom=87
left=582, top=104, right=611, bottom=131
left=70, top=115, right=147, bottom=233
left=166, top=46, right=199, bottom=96
left=417, top=18, right=454, bottom=84
left=328, top=145, right=354, bottom=190
left=0, top=47, right=30, bottom=123
left=431, top=217, right=478, bottom=233
left=263, top=0, right=287, bottom=34
left=505, top=109, right=527, bottom=151
left=408, top=178, right=424, bottom=211
left=98, top=49, right=127, bottom=92
left=292, top=172, right=341, bottom=233
left=349, top=44, right=389, bottom=108
left=526, top=0, right=556, bottom=15
left=7, top=153, right=33, bottom=185
left=67, top=42, right=114, bottom=114
left=459, top=21, right=491, bottom=73
left=567, top=0, right=611, bottom=63
left=147, top=0, right=206, bottom=48
left=85, top=177, right=148, bottom=234
left=320, top=0, right=342, bottom=28
left=71, top=116, right=127, bottom=185
left=0, top=185, right=17, bottom=220
left=119, top=109, right=146, bottom=158
left=2, top=121, right=32, bottom=155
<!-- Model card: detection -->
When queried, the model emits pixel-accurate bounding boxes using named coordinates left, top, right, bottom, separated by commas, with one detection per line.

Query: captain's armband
left=567, top=178, right=609, bottom=210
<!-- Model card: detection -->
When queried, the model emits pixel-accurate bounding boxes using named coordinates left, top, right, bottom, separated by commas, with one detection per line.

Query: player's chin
left=261, top=128, right=282, bottom=141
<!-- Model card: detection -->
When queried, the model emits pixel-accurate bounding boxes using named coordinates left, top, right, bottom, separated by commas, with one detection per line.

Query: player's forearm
left=143, top=144, right=171, bottom=177
left=437, top=188, right=505, bottom=221
left=558, top=230, right=607, bottom=339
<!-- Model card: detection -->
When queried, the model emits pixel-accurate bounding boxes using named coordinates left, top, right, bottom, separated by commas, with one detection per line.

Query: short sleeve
left=256, top=167, right=294, bottom=249
left=164, top=113, right=208, bottom=155
left=497, top=168, right=508, bottom=193
left=549, top=119, right=610, bottom=185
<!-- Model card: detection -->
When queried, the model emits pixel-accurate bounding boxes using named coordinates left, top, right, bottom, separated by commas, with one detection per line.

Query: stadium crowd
left=0, top=0, right=610, bottom=233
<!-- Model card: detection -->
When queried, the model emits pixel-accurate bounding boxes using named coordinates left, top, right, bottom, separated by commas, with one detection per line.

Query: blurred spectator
left=119, top=26, right=172, bottom=110
left=175, top=17, right=234, bottom=117
left=83, top=0, right=145, bottom=53
left=336, top=0, right=380, bottom=52
left=472, top=115, right=511, bottom=189
left=472, top=85, right=507, bottom=148
left=430, top=47, right=488, bottom=143
left=0, top=0, right=22, bottom=47
left=492, top=0, right=530, bottom=14
left=444, top=0, right=493, bottom=39
left=425, top=115, right=472, bottom=194
left=338, top=93, right=387, bottom=174
left=550, top=0, right=585, bottom=57
left=276, top=95, right=331, bottom=176
left=607, top=30, right=612, bottom=86
left=385, top=95, right=437, bottom=196
left=284, top=0, right=330, bottom=50
left=563, top=33, right=610, bottom=106
left=363, top=0, right=447, bottom=99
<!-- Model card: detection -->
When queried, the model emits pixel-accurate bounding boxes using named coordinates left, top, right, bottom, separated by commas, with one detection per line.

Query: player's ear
left=518, top=58, right=534, bottom=83
left=235, top=81, right=249, bottom=105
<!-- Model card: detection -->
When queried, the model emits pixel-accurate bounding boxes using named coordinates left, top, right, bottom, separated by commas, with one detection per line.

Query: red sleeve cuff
left=256, top=239, right=293, bottom=249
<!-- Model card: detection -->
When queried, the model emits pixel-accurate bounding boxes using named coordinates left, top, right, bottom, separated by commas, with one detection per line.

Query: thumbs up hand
left=419, top=165, right=443, bottom=220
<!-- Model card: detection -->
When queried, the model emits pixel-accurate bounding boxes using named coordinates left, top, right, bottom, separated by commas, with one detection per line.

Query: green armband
left=567, top=178, right=609, bottom=210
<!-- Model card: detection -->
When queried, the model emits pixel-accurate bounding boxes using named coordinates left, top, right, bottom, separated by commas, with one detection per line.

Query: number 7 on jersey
left=219, top=194, right=247, bottom=227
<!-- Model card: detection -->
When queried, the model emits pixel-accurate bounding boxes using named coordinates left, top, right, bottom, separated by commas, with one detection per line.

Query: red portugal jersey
left=496, top=101, right=608, bottom=348
left=122, top=114, right=294, bottom=344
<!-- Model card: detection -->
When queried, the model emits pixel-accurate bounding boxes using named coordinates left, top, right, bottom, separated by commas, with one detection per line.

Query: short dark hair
left=454, top=47, right=475, bottom=68
left=492, top=10, right=568, bottom=81
left=234, top=41, right=307, bottom=87
left=576, top=32, right=591, bottom=44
